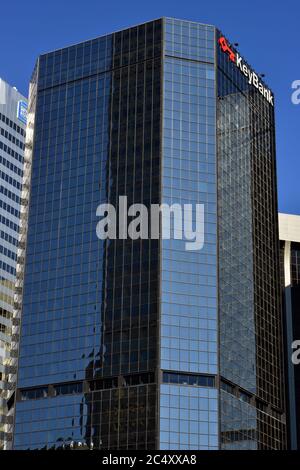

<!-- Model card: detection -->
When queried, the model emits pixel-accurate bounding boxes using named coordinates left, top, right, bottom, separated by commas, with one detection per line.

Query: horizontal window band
left=17, top=371, right=157, bottom=401
left=220, top=377, right=285, bottom=418
left=162, top=370, right=216, bottom=388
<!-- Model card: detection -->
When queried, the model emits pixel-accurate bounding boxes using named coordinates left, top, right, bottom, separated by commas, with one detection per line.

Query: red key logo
left=218, top=36, right=236, bottom=63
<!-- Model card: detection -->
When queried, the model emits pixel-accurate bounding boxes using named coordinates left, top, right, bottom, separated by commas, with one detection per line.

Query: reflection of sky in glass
left=160, top=18, right=218, bottom=450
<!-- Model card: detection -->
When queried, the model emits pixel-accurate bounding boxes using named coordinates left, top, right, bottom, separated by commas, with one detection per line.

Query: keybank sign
left=218, top=36, right=274, bottom=106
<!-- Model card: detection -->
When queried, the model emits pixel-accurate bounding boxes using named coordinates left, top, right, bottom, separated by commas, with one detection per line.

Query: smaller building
left=0, top=78, right=27, bottom=449
left=279, top=212, right=300, bottom=450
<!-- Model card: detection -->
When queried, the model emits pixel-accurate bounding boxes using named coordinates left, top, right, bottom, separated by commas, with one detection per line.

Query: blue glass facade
left=14, top=395, right=87, bottom=449
left=14, top=62, right=112, bottom=450
left=14, top=20, right=162, bottom=449
left=160, top=384, right=218, bottom=450
left=17, top=70, right=111, bottom=388
left=13, top=18, right=286, bottom=450
left=217, top=30, right=286, bottom=449
left=160, top=18, right=218, bottom=450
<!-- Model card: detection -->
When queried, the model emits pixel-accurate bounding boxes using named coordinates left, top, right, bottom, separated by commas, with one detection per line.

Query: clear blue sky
left=1, top=0, right=299, bottom=214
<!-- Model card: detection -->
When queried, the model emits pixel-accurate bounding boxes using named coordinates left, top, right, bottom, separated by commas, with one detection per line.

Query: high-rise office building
left=279, top=213, right=300, bottom=450
left=13, top=18, right=286, bottom=450
left=0, top=78, right=27, bottom=449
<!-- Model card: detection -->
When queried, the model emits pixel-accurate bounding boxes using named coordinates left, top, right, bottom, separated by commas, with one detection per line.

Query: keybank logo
left=218, top=36, right=236, bottom=63
left=218, top=36, right=274, bottom=106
